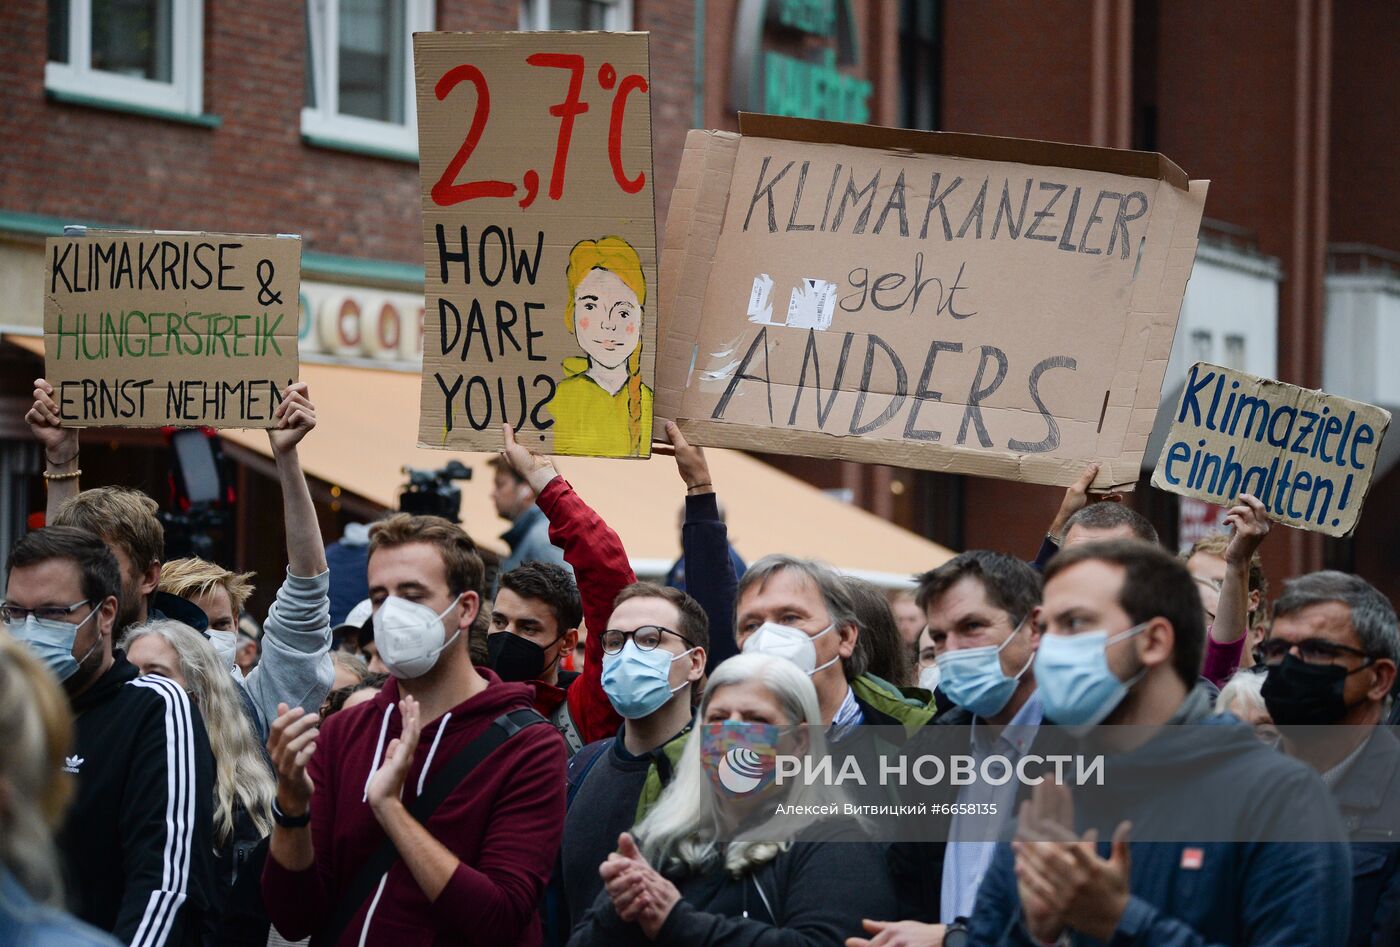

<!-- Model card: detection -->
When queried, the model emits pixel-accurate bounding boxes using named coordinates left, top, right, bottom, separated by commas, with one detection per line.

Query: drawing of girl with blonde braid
left=550, top=236, right=652, bottom=457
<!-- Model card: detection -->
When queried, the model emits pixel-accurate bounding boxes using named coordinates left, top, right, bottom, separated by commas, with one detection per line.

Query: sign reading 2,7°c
left=414, top=31, right=658, bottom=459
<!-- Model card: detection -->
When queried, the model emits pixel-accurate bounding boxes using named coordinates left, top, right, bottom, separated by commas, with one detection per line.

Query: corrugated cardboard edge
left=1150, top=364, right=1393, bottom=537
left=1092, top=178, right=1209, bottom=490
left=653, top=129, right=742, bottom=438
left=737, top=113, right=1190, bottom=191
left=670, top=418, right=1115, bottom=486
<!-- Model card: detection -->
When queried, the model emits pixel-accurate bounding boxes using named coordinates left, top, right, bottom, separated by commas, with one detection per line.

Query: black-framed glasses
left=0, top=599, right=94, bottom=624
left=601, top=625, right=694, bottom=655
left=1256, top=637, right=1374, bottom=667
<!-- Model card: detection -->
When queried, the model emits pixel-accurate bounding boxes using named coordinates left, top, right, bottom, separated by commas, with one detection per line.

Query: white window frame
left=519, top=0, right=634, bottom=31
left=302, top=0, right=433, bottom=158
left=45, top=0, right=204, bottom=117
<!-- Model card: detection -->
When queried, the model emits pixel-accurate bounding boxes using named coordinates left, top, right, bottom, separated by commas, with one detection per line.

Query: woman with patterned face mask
left=568, top=653, right=898, bottom=947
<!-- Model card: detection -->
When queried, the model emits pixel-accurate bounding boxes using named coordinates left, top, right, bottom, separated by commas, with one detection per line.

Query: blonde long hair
left=565, top=237, right=647, bottom=451
left=632, top=653, right=848, bottom=877
left=120, top=620, right=275, bottom=845
left=0, top=627, right=75, bottom=906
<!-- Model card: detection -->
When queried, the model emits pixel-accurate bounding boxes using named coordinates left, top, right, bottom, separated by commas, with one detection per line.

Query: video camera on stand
left=160, top=428, right=233, bottom=563
left=398, top=461, right=472, bottom=523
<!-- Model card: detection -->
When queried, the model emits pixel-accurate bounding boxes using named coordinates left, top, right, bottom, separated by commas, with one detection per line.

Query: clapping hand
left=1012, top=781, right=1131, bottom=943
left=600, top=833, right=681, bottom=940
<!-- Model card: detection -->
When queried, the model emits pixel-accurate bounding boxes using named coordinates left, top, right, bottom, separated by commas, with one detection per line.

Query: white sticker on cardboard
left=786, top=278, right=836, bottom=331
left=747, top=274, right=775, bottom=325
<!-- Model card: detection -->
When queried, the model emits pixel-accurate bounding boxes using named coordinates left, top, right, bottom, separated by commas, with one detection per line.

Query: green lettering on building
left=731, top=0, right=872, bottom=124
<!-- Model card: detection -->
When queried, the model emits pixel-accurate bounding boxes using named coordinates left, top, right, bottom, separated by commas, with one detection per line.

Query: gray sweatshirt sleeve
left=242, top=568, right=334, bottom=732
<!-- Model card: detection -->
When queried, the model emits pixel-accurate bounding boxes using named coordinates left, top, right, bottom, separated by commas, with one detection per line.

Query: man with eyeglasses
left=558, top=582, right=709, bottom=933
left=1263, top=571, right=1400, bottom=947
left=4, top=526, right=215, bottom=945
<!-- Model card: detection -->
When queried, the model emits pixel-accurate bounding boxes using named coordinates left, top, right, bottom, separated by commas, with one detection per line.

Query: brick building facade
left=1, top=0, right=1396, bottom=609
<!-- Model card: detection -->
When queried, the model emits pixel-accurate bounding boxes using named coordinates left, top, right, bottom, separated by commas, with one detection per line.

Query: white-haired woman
left=567, top=652, right=897, bottom=945
left=0, top=627, right=119, bottom=945
left=121, top=620, right=276, bottom=942
left=1215, top=668, right=1279, bottom=746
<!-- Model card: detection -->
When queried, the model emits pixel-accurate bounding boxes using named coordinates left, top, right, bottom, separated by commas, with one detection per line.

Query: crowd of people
left=2, top=378, right=1398, bottom=946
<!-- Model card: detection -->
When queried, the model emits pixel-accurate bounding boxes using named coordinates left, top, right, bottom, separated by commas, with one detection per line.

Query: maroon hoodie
left=262, top=669, right=566, bottom=946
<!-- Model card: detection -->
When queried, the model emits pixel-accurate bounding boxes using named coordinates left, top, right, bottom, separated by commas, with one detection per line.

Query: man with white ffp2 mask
left=263, top=513, right=567, bottom=946
left=735, top=556, right=863, bottom=729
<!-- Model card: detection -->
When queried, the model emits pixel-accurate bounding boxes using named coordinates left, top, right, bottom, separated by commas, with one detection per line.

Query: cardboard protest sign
left=656, top=115, right=1209, bottom=489
left=1151, top=363, right=1391, bottom=537
left=414, top=32, right=657, bottom=458
left=43, top=232, right=300, bottom=428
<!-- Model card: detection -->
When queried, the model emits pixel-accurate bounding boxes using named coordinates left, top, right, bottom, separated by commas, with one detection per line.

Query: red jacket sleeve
left=537, top=476, right=631, bottom=744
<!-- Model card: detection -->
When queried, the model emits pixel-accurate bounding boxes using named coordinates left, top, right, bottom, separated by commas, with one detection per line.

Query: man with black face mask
left=489, top=562, right=586, bottom=742
left=1263, top=571, right=1400, bottom=947
left=495, top=424, right=628, bottom=758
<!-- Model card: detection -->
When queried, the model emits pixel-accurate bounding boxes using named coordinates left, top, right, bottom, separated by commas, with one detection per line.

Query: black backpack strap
left=321, top=708, right=547, bottom=943
left=565, top=737, right=614, bottom=809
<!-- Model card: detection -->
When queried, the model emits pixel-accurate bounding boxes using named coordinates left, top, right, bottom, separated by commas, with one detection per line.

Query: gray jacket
left=500, top=505, right=572, bottom=576
left=238, top=569, right=334, bottom=738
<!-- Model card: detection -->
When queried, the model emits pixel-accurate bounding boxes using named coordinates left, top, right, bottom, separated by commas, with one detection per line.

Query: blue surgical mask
left=936, top=615, right=1032, bottom=718
left=1033, top=622, right=1150, bottom=731
left=602, top=640, right=696, bottom=719
left=12, top=609, right=101, bottom=682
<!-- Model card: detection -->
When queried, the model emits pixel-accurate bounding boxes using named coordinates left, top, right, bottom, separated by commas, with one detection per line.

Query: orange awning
left=4, top=335, right=955, bottom=584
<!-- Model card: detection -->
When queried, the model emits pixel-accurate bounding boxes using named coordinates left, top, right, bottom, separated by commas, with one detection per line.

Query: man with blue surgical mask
left=965, top=539, right=1352, bottom=947
left=561, top=583, right=708, bottom=930
left=5, top=525, right=215, bottom=944
left=851, top=551, right=1043, bottom=947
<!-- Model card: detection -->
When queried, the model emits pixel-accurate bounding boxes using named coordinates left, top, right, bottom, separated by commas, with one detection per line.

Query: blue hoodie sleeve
left=967, top=837, right=1353, bottom=947
left=1109, top=839, right=1352, bottom=946
left=965, top=845, right=1047, bottom=946
left=681, top=492, right=739, bottom=672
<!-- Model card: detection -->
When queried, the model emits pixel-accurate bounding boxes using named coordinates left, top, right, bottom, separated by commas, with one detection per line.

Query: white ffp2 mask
left=374, top=595, right=462, bottom=679
left=742, top=621, right=838, bottom=675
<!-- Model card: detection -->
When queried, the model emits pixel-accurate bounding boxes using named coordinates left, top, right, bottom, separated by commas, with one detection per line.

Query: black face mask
left=1261, top=654, right=1372, bottom=726
left=488, top=631, right=557, bottom=683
